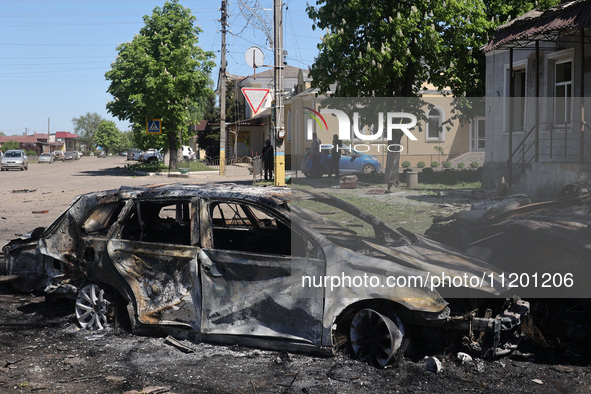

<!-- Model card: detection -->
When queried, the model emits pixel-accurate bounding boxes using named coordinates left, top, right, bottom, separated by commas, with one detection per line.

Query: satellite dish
left=245, top=46, right=264, bottom=68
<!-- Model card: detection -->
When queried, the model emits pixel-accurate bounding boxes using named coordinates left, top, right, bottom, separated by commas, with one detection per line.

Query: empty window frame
left=209, top=201, right=292, bottom=255
left=121, top=201, right=192, bottom=245
left=81, top=202, right=124, bottom=236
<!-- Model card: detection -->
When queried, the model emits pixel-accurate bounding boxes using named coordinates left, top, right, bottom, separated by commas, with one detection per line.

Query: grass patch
left=290, top=190, right=445, bottom=236
left=130, top=160, right=216, bottom=173
left=418, top=181, right=481, bottom=190
left=406, top=167, right=483, bottom=186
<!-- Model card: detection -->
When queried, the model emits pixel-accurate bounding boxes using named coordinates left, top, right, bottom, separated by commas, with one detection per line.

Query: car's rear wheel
left=361, top=164, right=376, bottom=175
left=350, top=308, right=404, bottom=368
left=75, top=283, right=110, bottom=330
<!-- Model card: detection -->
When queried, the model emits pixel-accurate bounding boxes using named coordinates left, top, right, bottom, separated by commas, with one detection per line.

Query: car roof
left=77, top=183, right=325, bottom=208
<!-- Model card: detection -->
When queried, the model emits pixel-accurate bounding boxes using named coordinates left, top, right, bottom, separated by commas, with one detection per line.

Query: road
left=0, top=156, right=247, bottom=248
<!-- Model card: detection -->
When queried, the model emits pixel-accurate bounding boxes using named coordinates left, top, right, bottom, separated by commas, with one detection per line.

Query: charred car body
left=2, top=184, right=528, bottom=367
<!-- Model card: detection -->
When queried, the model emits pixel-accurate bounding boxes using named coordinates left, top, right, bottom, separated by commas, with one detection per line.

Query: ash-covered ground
left=1, top=277, right=590, bottom=393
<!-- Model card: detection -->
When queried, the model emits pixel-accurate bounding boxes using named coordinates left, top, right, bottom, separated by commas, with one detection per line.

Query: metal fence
left=206, top=156, right=254, bottom=174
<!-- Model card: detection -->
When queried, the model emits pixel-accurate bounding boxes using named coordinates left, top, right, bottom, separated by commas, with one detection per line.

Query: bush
left=457, top=162, right=465, bottom=169
left=442, top=161, right=452, bottom=168
left=417, top=161, right=426, bottom=168
left=418, top=167, right=483, bottom=185
left=430, top=161, right=439, bottom=167
left=401, top=161, right=411, bottom=168
left=470, top=161, right=480, bottom=169
left=26, top=150, right=37, bottom=157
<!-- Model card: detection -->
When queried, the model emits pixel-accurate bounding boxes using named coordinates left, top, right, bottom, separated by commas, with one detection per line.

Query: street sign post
left=146, top=119, right=162, bottom=135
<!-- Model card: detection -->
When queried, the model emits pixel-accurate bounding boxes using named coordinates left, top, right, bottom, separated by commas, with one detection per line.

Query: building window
left=287, top=111, right=292, bottom=142
left=305, top=112, right=314, bottom=141
left=471, top=117, right=485, bottom=152
left=555, top=60, right=572, bottom=126
left=511, top=69, right=526, bottom=131
left=426, top=107, right=444, bottom=142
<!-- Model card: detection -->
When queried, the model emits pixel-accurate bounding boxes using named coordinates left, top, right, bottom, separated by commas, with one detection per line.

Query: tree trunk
left=168, top=131, right=179, bottom=169
left=384, top=132, right=403, bottom=185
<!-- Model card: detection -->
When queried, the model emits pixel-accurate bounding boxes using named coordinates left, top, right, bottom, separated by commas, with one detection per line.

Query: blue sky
left=0, top=0, right=321, bottom=135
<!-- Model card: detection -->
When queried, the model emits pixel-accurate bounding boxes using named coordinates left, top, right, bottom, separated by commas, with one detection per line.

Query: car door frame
left=197, top=197, right=326, bottom=347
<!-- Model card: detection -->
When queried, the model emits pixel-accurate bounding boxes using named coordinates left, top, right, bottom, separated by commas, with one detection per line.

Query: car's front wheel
left=350, top=308, right=405, bottom=368
left=361, top=164, right=376, bottom=175
left=75, top=283, right=110, bottom=330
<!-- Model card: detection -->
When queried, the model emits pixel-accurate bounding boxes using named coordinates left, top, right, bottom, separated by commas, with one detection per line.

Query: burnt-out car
left=2, top=184, right=528, bottom=367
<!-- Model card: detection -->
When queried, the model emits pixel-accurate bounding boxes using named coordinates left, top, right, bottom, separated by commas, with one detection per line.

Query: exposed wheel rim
left=75, top=284, right=110, bottom=330
left=350, top=308, right=404, bottom=368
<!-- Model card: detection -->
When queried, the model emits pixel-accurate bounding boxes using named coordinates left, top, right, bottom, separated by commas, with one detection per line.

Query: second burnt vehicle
left=2, top=184, right=528, bottom=368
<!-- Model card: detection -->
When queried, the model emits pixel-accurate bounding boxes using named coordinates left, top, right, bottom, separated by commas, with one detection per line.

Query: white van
left=182, top=146, right=196, bottom=161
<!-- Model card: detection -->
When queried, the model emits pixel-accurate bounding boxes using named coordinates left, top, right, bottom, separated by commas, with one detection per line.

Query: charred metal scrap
left=426, top=181, right=591, bottom=298
left=2, top=183, right=529, bottom=367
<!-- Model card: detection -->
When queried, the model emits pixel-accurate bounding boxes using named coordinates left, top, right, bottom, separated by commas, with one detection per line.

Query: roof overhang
left=484, top=0, right=591, bottom=52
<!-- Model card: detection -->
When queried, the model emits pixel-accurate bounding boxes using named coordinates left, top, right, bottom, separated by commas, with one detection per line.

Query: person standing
left=262, top=139, right=274, bottom=181
left=328, top=134, right=342, bottom=179
left=310, top=132, right=322, bottom=178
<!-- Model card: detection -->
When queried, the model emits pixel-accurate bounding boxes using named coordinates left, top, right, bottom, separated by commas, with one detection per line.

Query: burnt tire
left=350, top=308, right=404, bottom=368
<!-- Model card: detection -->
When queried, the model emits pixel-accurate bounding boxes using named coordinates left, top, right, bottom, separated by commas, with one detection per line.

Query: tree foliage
left=94, top=121, right=121, bottom=155
left=1, top=140, right=19, bottom=152
left=72, top=112, right=104, bottom=152
left=105, top=0, right=215, bottom=166
left=193, top=79, right=245, bottom=150
left=306, top=0, right=559, bottom=183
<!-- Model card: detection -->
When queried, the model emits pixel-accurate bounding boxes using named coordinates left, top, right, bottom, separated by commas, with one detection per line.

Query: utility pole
left=219, top=0, right=228, bottom=176
left=273, top=0, right=285, bottom=186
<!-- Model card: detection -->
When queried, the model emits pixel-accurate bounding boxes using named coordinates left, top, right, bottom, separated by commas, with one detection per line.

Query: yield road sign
left=146, top=119, right=162, bottom=134
left=241, top=88, right=270, bottom=115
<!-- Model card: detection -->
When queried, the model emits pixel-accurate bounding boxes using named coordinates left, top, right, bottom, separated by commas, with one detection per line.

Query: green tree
left=72, top=112, right=104, bottom=152
left=94, top=121, right=121, bottom=155
left=1, top=140, right=19, bottom=152
left=0, top=132, right=6, bottom=137
left=114, top=130, right=134, bottom=153
left=105, top=0, right=215, bottom=167
left=307, top=0, right=559, bottom=184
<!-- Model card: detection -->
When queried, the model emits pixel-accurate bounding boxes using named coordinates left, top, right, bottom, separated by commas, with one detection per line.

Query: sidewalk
left=131, top=167, right=291, bottom=184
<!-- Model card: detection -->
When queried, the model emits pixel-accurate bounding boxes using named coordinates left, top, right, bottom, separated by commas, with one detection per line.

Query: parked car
left=1, top=150, right=28, bottom=171
left=301, top=145, right=383, bottom=177
left=53, top=151, right=65, bottom=162
left=139, top=148, right=163, bottom=163
left=182, top=145, right=196, bottom=161
left=97, top=151, right=106, bottom=158
left=38, top=152, right=54, bottom=164
left=64, top=151, right=76, bottom=161
left=127, top=149, right=143, bottom=161
left=1, top=184, right=528, bottom=368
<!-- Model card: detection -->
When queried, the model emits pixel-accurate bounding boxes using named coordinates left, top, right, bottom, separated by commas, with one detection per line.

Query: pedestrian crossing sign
left=146, top=119, right=162, bottom=135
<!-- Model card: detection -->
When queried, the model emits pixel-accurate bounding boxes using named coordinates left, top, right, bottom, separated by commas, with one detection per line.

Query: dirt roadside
left=0, top=160, right=590, bottom=393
